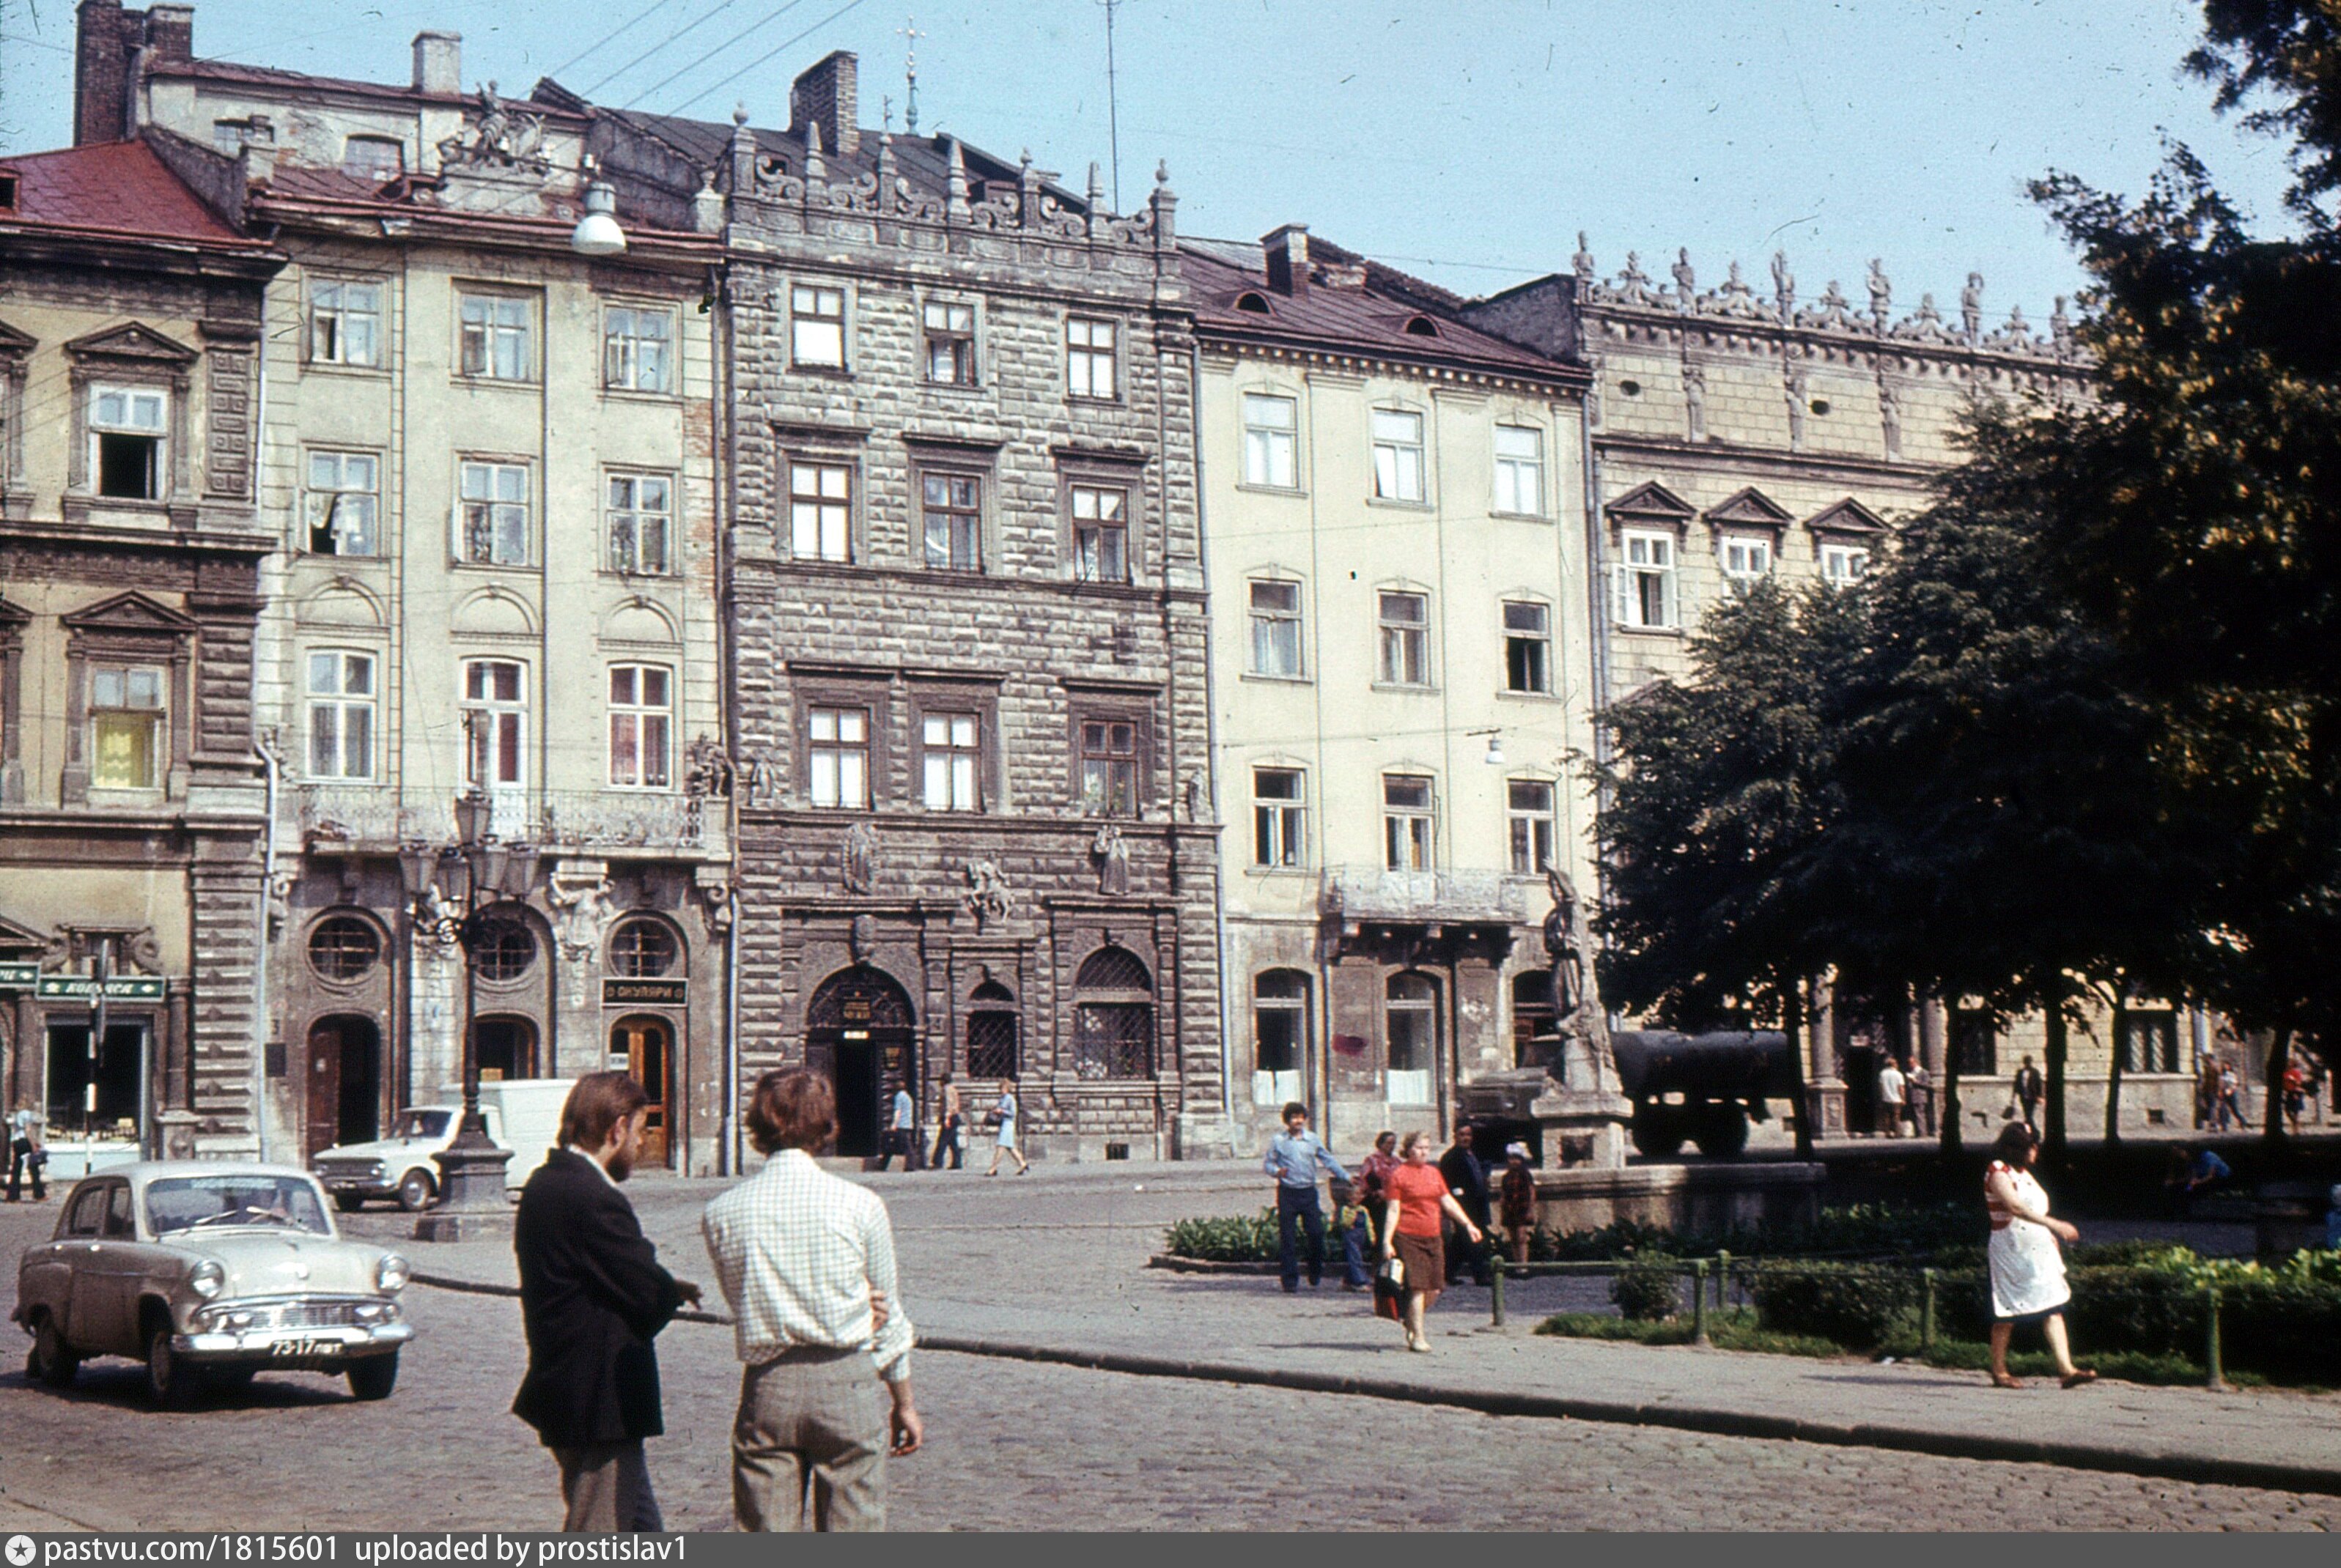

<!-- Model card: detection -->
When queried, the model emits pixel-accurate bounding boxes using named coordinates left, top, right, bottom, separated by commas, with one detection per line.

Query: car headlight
left=189, top=1260, right=226, bottom=1300
left=376, top=1252, right=410, bottom=1294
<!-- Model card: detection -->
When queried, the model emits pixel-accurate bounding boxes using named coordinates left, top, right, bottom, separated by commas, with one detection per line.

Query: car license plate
left=272, top=1338, right=342, bottom=1358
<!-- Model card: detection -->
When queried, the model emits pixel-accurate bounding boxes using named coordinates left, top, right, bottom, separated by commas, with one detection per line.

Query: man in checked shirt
left=703, top=1069, right=923, bottom=1531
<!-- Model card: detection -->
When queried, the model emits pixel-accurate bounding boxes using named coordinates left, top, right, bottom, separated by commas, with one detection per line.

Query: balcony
left=296, top=787, right=709, bottom=853
left=1318, top=867, right=1527, bottom=925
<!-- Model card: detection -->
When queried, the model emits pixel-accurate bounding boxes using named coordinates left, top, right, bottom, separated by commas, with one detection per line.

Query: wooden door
left=305, top=1021, right=344, bottom=1158
left=611, top=1016, right=673, bottom=1167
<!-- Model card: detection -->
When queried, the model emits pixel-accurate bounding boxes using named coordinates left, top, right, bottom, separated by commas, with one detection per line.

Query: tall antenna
left=1099, top=0, right=1121, bottom=211
left=897, top=15, right=924, bottom=136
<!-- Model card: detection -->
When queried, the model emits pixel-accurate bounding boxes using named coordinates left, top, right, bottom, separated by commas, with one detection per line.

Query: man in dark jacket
left=514, top=1071, right=700, bottom=1532
left=1439, top=1124, right=1493, bottom=1287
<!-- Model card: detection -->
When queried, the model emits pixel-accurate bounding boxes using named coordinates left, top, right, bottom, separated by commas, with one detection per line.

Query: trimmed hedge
left=1611, top=1260, right=1683, bottom=1321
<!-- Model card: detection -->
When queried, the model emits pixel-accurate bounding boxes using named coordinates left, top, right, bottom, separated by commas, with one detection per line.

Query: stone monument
left=1523, top=866, right=1634, bottom=1169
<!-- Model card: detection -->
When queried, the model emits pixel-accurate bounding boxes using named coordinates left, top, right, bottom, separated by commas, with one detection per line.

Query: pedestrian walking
left=928, top=1074, right=964, bottom=1171
left=512, top=1071, right=702, bottom=1532
left=2194, top=1057, right=2220, bottom=1131
left=1877, top=1057, right=1908, bottom=1138
left=7, top=1104, right=47, bottom=1203
left=1356, top=1131, right=1399, bottom=1245
left=2217, top=1059, right=2244, bottom=1132
left=2013, top=1056, right=2045, bottom=1130
left=1378, top=1131, right=1483, bottom=1353
left=1906, top=1059, right=1933, bottom=1136
left=1983, top=1121, right=2094, bottom=1391
left=1262, top=1101, right=1349, bottom=1293
left=876, top=1083, right=918, bottom=1172
left=703, top=1070, right=921, bottom=1532
left=1438, top=1124, right=1493, bottom=1286
left=983, top=1078, right=1028, bottom=1176
left=2283, top=1060, right=2307, bottom=1137
left=1497, top=1143, right=1538, bottom=1266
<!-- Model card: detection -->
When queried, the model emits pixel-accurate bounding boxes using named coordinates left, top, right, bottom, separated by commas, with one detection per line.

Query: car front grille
left=200, top=1298, right=396, bottom=1330
left=314, top=1161, right=386, bottom=1182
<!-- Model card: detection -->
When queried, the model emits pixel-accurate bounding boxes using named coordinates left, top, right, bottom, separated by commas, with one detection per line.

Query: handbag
left=1372, top=1256, right=1406, bottom=1321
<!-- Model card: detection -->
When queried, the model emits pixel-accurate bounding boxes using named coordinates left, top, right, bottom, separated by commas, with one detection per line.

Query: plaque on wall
left=602, top=978, right=687, bottom=1006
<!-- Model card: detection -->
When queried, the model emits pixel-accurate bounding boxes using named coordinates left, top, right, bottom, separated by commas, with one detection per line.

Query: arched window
left=307, top=914, right=382, bottom=982
left=608, top=918, right=680, bottom=978
left=1234, top=291, right=1272, bottom=314
left=471, top=916, right=539, bottom=983
left=1073, top=945, right=1154, bottom=1080
left=1253, top=969, right=1309, bottom=1109
left=967, top=977, right=1019, bottom=1079
left=1385, top=972, right=1438, bottom=1106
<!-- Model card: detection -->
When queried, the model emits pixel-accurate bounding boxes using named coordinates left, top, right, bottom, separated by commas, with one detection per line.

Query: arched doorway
left=475, top=1015, right=539, bottom=1081
left=610, top=1015, right=674, bottom=1167
left=305, top=1016, right=381, bottom=1158
left=806, top=966, right=915, bottom=1158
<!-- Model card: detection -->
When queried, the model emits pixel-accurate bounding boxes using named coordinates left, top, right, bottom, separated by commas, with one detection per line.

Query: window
left=458, top=461, right=531, bottom=565
left=1079, top=718, right=1139, bottom=817
left=1066, top=317, right=1118, bottom=399
left=608, top=919, right=679, bottom=977
left=1386, top=972, right=1437, bottom=1105
left=308, top=915, right=382, bottom=981
left=1071, top=484, right=1129, bottom=583
left=923, top=300, right=976, bottom=385
left=306, top=651, right=376, bottom=780
left=304, top=450, right=379, bottom=555
left=1382, top=774, right=1434, bottom=870
left=1719, top=536, right=1773, bottom=583
left=342, top=136, right=404, bottom=180
left=1252, top=766, right=1305, bottom=868
left=1616, top=530, right=1678, bottom=628
left=808, top=706, right=869, bottom=809
left=789, top=462, right=852, bottom=562
left=1950, top=1008, right=1998, bottom=1076
left=1074, top=946, right=1154, bottom=1079
left=1371, top=409, right=1425, bottom=502
left=1821, top=543, right=1870, bottom=588
left=2121, top=1008, right=2183, bottom=1074
left=1247, top=580, right=1303, bottom=678
left=1503, top=601, right=1551, bottom=693
left=921, top=473, right=982, bottom=571
left=1508, top=778, right=1556, bottom=874
left=1242, top=393, right=1297, bottom=487
left=90, top=386, right=165, bottom=500
left=309, top=279, right=381, bottom=367
left=603, top=306, right=673, bottom=393
left=458, top=293, right=533, bottom=380
left=921, top=712, right=980, bottom=810
left=790, top=284, right=846, bottom=368
left=472, top=917, right=538, bottom=982
left=462, top=660, right=526, bottom=787
left=1494, top=424, right=1544, bottom=514
left=608, top=665, right=672, bottom=789
left=605, top=473, right=673, bottom=575
left=89, top=664, right=165, bottom=789
left=1376, top=591, right=1430, bottom=686
left=967, top=980, right=1020, bottom=1077
left=1254, top=969, right=1308, bottom=1107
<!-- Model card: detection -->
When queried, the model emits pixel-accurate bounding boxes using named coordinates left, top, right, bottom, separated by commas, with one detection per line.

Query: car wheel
left=346, top=1351, right=398, bottom=1402
left=29, top=1314, right=78, bottom=1389
left=333, top=1192, right=365, bottom=1213
left=397, top=1169, right=437, bottom=1213
left=145, top=1319, right=191, bottom=1410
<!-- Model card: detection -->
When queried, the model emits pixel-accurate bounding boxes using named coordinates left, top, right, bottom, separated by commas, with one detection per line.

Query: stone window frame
left=60, top=593, right=199, bottom=806
left=0, top=595, right=27, bottom=804
left=787, top=280, right=851, bottom=374
left=453, top=454, right=537, bottom=569
left=304, top=908, right=389, bottom=989
left=0, top=317, right=32, bottom=518
left=605, top=662, right=677, bottom=792
left=1063, top=313, right=1122, bottom=403
left=1613, top=528, right=1681, bottom=630
left=63, top=326, right=197, bottom=526
left=913, top=460, right=990, bottom=574
left=1069, top=700, right=1154, bottom=820
left=918, top=295, right=981, bottom=388
left=603, top=467, right=677, bottom=577
left=1057, top=453, right=1148, bottom=586
left=305, top=273, right=387, bottom=372
left=460, top=656, right=531, bottom=790
left=793, top=677, right=890, bottom=811
left=907, top=678, right=1000, bottom=816
left=302, top=646, right=380, bottom=783
left=780, top=437, right=863, bottom=565
left=301, top=445, right=383, bottom=558
left=1716, top=531, right=1775, bottom=585
left=1818, top=539, right=1872, bottom=589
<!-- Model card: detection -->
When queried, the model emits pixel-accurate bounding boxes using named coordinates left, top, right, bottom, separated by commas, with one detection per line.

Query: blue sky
left=0, top=1, right=2301, bottom=314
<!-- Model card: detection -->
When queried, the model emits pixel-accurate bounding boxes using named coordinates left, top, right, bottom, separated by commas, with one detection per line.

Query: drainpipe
left=1191, top=342, right=1234, bottom=1139
left=713, top=257, right=742, bottom=1179
left=252, top=726, right=284, bottom=1164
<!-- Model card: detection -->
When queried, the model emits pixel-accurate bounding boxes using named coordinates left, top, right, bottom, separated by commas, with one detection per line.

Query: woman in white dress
left=1984, top=1121, right=2095, bottom=1388
left=984, top=1078, right=1029, bottom=1176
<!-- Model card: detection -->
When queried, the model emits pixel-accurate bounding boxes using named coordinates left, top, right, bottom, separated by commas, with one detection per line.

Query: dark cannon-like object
left=1611, top=1030, right=1797, bottom=1159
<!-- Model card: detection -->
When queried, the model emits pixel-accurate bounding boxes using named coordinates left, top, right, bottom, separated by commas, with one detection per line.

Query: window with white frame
left=341, top=136, right=404, bottom=180
left=603, top=306, right=673, bottom=393
left=462, top=659, right=527, bottom=788
left=90, top=386, right=166, bottom=500
left=1503, top=600, right=1551, bottom=693
left=789, top=462, right=852, bottom=562
left=304, top=450, right=378, bottom=556
left=1493, top=424, right=1544, bottom=514
left=1078, top=717, right=1140, bottom=817
left=606, top=473, right=672, bottom=575
left=1253, top=969, right=1308, bottom=1107
left=1508, top=778, right=1556, bottom=874
left=458, top=292, right=533, bottom=380
left=922, top=472, right=982, bottom=571
left=1066, top=317, right=1118, bottom=399
left=1821, top=542, right=1871, bottom=588
left=1071, top=484, right=1129, bottom=583
left=457, top=461, right=531, bottom=566
left=1615, top=530, right=1678, bottom=628
left=1719, top=535, right=1773, bottom=583
left=89, top=664, right=165, bottom=789
left=1252, top=766, right=1305, bottom=868
left=607, top=665, right=673, bottom=789
left=1242, top=393, right=1297, bottom=487
left=309, top=278, right=381, bottom=367
left=1385, top=972, right=1437, bottom=1104
left=1383, top=774, right=1435, bottom=870
left=921, top=712, right=981, bottom=810
left=306, top=650, right=376, bottom=780
left=1376, top=591, right=1430, bottom=686
left=808, top=705, right=869, bottom=808
left=1248, top=580, right=1303, bottom=678
left=923, top=300, right=976, bottom=385
left=1371, top=408, right=1425, bottom=502
left=790, top=284, right=846, bottom=368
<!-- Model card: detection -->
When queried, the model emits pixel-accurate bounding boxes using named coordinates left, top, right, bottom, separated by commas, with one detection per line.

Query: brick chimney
left=144, top=3, right=193, bottom=61
left=1263, top=224, right=1310, bottom=297
left=413, top=30, right=460, bottom=95
left=73, top=0, right=136, bottom=145
left=789, top=51, right=858, bottom=158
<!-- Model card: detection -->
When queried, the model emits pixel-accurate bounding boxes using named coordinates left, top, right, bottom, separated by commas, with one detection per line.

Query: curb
left=1147, top=1254, right=1281, bottom=1274
left=410, top=1272, right=2341, bottom=1497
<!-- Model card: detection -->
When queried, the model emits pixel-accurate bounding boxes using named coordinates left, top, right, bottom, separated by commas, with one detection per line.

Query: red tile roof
left=0, top=139, right=265, bottom=251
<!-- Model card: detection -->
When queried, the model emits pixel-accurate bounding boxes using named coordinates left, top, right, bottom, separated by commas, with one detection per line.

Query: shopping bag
left=1372, top=1256, right=1406, bottom=1322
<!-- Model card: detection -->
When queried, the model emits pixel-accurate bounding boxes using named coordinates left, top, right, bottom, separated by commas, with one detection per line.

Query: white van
left=470, top=1078, right=573, bottom=1188
left=309, top=1079, right=574, bottom=1210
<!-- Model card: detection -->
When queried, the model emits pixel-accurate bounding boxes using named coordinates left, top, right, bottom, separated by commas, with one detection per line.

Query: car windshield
left=394, top=1110, right=451, bottom=1139
left=146, top=1176, right=333, bottom=1237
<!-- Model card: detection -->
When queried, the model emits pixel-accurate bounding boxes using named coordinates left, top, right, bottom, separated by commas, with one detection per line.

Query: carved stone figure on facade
left=1866, top=259, right=1892, bottom=330
left=1681, top=361, right=1707, bottom=442
left=685, top=734, right=732, bottom=798
left=2051, top=295, right=2072, bottom=355
left=694, top=873, right=735, bottom=936
left=848, top=912, right=877, bottom=965
left=1670, top=247, right=1696, bottom=311
left=1091, top=823, right=1130, bottom=896
left=437, top=82, right=550, bottom=173
left=742, top=749, right=782, bottom=807
left=1877, top=377, right=1903, bottom=459
left=549, top=875, right=615, bottom=965
left=840, top=820, right=878, bottom=895
left=1961, top=272, right=1985, bottom=342
left=963, top=859, right=1009, bottom=930
left=1785, top=358, right=1810, bottom=451
left=1572, top=232, right=1596, bottom=281
left=1182, top=769, right=1204, bottom=823
left=1771, top=249, right=1795, bottom=319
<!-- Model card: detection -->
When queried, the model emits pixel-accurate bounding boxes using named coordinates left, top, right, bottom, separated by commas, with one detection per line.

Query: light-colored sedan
left=13, top=1162, right=414, bottom=1407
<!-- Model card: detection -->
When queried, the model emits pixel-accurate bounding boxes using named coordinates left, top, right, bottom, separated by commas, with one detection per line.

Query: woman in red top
left=1378, top=1130, right=1484, bottom=1353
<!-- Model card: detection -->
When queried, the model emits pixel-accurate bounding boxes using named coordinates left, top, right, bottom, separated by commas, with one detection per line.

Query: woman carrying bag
left=1377, top=1131, right=1482, bottom=1353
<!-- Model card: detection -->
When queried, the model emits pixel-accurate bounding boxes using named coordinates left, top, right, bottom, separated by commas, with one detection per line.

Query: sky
left=0, top=0, right=2304, bottom=314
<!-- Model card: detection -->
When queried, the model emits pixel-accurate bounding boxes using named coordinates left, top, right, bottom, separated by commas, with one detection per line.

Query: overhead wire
left=659, top=0, right=874, bottom=117
left=545, top=0, right=694, bottom=84
left=619, top=0, right=817, bottom=111
left=576, top=0, right=756, bottom=99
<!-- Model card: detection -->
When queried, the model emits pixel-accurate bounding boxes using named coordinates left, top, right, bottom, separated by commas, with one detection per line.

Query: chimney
left=789, top=51, right=858, bottom=158
left=73, top=0, right=135, bottom=145
left=413, top=30, right=461, bottom=95
left=144, top=3, right=193, bottom=61
left=1263, top=224, right=1310, bottom=297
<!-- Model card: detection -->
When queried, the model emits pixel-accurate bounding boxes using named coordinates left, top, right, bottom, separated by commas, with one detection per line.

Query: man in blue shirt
left=1263, top=1102, right=1348, bottom=1293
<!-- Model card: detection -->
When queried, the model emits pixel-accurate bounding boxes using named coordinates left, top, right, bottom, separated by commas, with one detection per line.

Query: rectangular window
left=1242, top=393, right=1297, bottom=488
left=1508, top=778, right=1556, bottom=874
left=1382, top=774, right=1435, bottom=870
left=1371, top=409, right=1425, bottom=502
left=923, top=300, right=976, bottom=385
left=606, top=473, right=673, bottom=575
left=1066, top=317, right=1118, bottom=400
left=309, top=279, right=381, bottom=367
left=458, top=292, right=533, bottom=380
left=1950, top=1008, right=1998, bottom=1076
left=1079, top=718, right=1139, bottom=817
left=90, top=386, right=165, bottom=500
left=89, top=665, right=164, bottom=789
left=1247, top=580, right=1303, bottom=678
left=304, top=450, right=379, bottom=556
left=921, top=472, right=982, bottom=571
left=305, top=651, right=375, bottom=780
left=1072, top=484, right=1129, bottom=583
left=1616, top=530, right=1678, bottom=628
left=921, top=712, right=981, bottom=811
left=791, top=284, right=846, bottom=369
left=1821, top=543, right=1870, bottom=588
left=1252, top=766, right=1305, bottom=869
left=2121, top=1008, right=2183, bottom=1074
left=808, top=706, right=869, bottom=808
left=1493, top=424, right=1544, bottom=515
left=1719, top=536, right=1773, bottom=582
left=1377, top=591, right=1430, bottom=686
left=1503, top=601, right=1551, bottom=693
left=607, top=665, right=673, bottom=789
left=458, top=461, right=531, bottom=565
left=462, top=660, right=526, bottom=788
left=603, top=306, right=673, bottom=393
left=789, top=462, right=852, bottom=562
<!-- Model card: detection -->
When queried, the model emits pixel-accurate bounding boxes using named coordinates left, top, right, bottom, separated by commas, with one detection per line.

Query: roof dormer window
left=1235, top=292, right=1272, bottom=314
left=0, top=173, right=18, bottom=212
left=1403, top=315, right=1440, bottom=338
left=342, top=136, right=405, bottom=180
